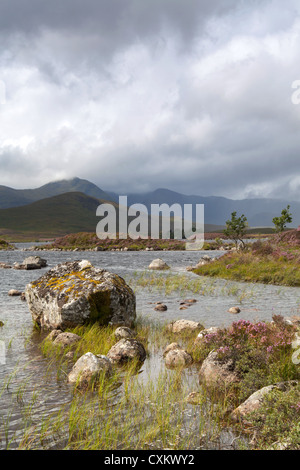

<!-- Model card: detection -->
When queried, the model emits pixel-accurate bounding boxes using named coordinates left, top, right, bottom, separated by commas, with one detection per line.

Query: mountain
left=124, top=188, right=299, bottom=227
left=0, top=177, right=115, bottom=209
left=0, top=177, right=299, bottom=228
left=0, top=192, right=111, bottom=237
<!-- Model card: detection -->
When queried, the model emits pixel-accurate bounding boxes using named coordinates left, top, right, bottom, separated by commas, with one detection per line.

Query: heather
left=195, top=315, right=300, bottom=402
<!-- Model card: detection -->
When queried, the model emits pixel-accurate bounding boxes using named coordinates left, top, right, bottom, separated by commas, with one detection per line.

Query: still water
left=0, top=245, right=299, bottom=449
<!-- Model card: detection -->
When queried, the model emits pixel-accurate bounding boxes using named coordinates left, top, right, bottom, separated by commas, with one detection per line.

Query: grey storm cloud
left=1, top=0, right=300, bottom=200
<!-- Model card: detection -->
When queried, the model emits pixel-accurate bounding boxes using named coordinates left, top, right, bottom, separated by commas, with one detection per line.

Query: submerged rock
left=25, top=260, right=136, bottom=330
left=68, top=352, right=112, bottom=388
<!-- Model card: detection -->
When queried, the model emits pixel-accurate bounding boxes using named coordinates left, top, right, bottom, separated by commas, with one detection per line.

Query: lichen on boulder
left=25, top=260, right=136, bottom=330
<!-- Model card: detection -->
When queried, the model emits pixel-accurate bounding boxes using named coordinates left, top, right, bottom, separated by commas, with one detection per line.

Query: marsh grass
left=15, top=366, right=238, bottom=450
left=128, top=271, right=256, bottom=303
left=1, top=316, right=246, bottom=450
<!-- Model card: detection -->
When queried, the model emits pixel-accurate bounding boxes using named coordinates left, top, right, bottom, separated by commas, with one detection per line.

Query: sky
left=1, top=0, right=300, bottom=200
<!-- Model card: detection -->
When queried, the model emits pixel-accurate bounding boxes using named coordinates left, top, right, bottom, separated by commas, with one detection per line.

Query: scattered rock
left=167, top=319, right=204, bottom=334
left=154, top=303, right=167, bottom=311
left=162, top=342, right=182, bottom=357
left=53, top=332, right=82, bottom=348
left=0, top=262, right=11, bottom=269
left=114, top=326, right=136, bottom=340
left=186, top=266, right=194, bottom=272
left=148, top=259, right=170, bottom=270
left=68, top=352, right=112, bottom=388
left=107, top=338, right=146, bottom=364
left=231, top=381, right=298, bottom=422
left=164, top=348, right=193, bottom=368
left=185, top=391, right=202, bottom=405
left=183, top=299, right=197, bottom=304
left=12, top=256, right=47, bottom=270
left=228, top=307, right=241, bottom=314
left=194, top=326, right=220, bottom=343
left=25, top=260, right=136, bottom=330
left=65, top=351, right=74, bottom=360
left=8, top=289, right=22, bottom=296
left=24, top=256, right=47, bottom=269
left=46, top=329, right=63, bottom=341
left=199, top=350, right=239, bottom=388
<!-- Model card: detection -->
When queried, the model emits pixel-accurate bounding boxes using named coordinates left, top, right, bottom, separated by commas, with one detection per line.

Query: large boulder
left=25, top=260, right=136, bottom=330
left=68, top=352, right=112, bottom=388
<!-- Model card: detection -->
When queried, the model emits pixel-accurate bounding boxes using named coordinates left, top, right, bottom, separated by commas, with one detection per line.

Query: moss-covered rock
left=25, top=260, right=136, bottom=330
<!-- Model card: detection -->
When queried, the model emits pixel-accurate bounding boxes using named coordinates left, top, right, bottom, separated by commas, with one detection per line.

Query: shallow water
left=0, top=245, right=299, bottom=449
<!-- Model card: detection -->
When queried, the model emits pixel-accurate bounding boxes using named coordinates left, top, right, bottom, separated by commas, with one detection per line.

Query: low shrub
left=195, top=316, right=299, bottom=401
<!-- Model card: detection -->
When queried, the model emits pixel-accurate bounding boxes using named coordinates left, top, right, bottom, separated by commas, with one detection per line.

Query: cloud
left=0, top=0, right=300, bottom=201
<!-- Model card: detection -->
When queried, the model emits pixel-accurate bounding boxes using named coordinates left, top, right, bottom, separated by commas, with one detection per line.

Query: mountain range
left=0, top=177, right=298, bottom=238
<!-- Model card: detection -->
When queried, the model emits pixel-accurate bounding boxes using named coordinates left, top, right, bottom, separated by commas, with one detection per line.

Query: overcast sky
left=1, top=0, right=300, bottom=200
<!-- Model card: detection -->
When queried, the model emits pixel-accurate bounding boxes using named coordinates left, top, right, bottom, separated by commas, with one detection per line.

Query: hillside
left=0, top=192, right=111, bottom=238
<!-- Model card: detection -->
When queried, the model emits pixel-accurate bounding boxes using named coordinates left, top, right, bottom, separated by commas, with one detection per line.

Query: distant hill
left=0, top=177, right=115, bottom=209
left=0, top=192, right=111, bottom=237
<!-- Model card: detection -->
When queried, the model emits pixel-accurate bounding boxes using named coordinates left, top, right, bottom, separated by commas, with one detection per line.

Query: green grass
left=194, top=250, right=300, bottom=286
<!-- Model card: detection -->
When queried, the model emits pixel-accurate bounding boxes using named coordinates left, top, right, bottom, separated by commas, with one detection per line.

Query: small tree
left=272, top=205, right=292, bottom=233
left=224, top=211, right=248, bottom=249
